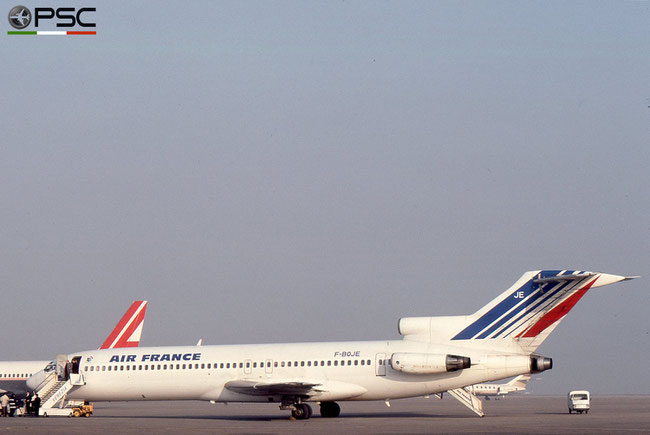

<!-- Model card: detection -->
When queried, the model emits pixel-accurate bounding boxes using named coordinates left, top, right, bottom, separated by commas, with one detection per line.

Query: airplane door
left=244, top=359, right=252, bottom=375
left=265, top=359, right=273, bottom=375
left=69, top=356, right=86, bottom=386
left=375, top=353, right=387, bottom=376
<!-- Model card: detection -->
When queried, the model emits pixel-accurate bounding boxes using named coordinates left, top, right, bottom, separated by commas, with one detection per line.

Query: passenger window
left=202, top=364, right=206, bottom=369
left=354, top=360, right=358, bottom=366
left=260, top=362, right=264, bottom=368
left=327, top=361, right=331, bottom=366
left=188, top=364, right=192, bottom=370
left=108, top=366, right=112, bottom=371
left=288, top=361, right=292, bottom=367
left=221, top=363, right=225, bottom=369
left=252, top=362, right=256, bottom=368
left=102, top=366, right=106, bottom=371
left=182, top=364, right=186, bottom=369
left=206, top=363, right=210, bottom=369
left=334, top=361, right=338, bottom=366
left=163, top=364, right=167, bottom=370
left=246, top=362, right=250, bottom=368
left=348, top=360, right=352, bottom=366
left=126, top=366, right=129, bottom=371
left=120, top=366, right=124, bottom=371
left=239, top=363, right=243, bottom=369
left=274, top=362, right=278, bottom=367
left=281, top=361, right=285, bottom=367
left=301, top=361, right=305, bottom=367
left=158, top=365, right=162, bottom=370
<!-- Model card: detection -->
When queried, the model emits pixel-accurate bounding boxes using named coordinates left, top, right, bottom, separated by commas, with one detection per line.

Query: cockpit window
left=44, top=361, right=56, bottom=372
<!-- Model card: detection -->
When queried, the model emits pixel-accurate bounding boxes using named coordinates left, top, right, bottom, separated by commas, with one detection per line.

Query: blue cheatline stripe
left=500, top=277, right=584, bottom=338
left=451, top=270, right=575, bottom=341
left=488, top=280, right=572, bottom=339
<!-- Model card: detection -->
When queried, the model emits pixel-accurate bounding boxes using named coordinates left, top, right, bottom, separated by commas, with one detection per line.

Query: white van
left=568, top=390, right=590, bottom=414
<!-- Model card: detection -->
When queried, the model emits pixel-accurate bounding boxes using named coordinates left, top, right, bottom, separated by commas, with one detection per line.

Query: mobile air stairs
left=31, top=355, right=88, bottom=417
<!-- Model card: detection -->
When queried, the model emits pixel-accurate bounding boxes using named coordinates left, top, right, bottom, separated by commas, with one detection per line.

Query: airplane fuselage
left=66, top=339, right=531, bottom=403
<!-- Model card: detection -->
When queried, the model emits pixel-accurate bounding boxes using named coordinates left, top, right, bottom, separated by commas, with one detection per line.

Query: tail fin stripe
left=454, top=271, right=576, bottom=340
left=503, top=276, right=591, bottom=339
left=477, top=280, right=573, bottom=339
left=99, top=301, right=147, bottom=350
left=490, top=278, right=581, bottom=339
left=452, top=278, right=535, bottom=340
left=518, top=276, right=598, bottom=338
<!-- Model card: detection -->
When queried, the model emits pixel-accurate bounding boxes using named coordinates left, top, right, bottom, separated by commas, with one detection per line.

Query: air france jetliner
left=0, top=301, right=147, bottom=395
left=36, top=271, right=635, bottom=419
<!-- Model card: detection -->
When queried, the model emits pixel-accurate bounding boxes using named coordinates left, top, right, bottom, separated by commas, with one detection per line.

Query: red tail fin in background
left=99, top=301, right=148, bottom=349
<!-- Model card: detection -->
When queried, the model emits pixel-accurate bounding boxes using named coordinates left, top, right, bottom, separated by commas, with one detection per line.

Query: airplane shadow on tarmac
left=95, top=412, right=474, bottom=421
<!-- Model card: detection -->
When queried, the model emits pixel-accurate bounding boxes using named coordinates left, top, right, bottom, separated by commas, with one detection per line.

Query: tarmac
left=1, top=395, right=649, bottom=434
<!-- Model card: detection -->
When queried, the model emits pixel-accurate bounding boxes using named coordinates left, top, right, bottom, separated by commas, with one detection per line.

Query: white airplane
left=0, top=301, right=147, bottom=395
left=30, top=270, right=635, bottom=419
left=466, top=374, right=531, bottom=399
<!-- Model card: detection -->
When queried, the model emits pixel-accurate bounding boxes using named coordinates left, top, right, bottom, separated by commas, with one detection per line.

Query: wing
left=224, top=379, right=367, bottom=400
left=225, top=380, right=321, bottom=396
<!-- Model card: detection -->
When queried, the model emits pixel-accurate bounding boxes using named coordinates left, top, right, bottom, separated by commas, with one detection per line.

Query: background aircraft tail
left=99, top=301, right=148, bottom=349
left=399, top=271, right=636, bottom=353
left=506, top=374, right=531, bottom=389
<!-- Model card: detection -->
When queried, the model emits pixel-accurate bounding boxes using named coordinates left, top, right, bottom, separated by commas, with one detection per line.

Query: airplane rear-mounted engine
left=390, top=353, right=471, bottom=375
left=530, top=355, right=553, bottom=373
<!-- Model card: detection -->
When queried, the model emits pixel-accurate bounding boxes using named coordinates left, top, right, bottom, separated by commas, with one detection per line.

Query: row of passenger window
left=0, top=373, right=30, bottom=378
left=84, top=359, right=374, bottom=373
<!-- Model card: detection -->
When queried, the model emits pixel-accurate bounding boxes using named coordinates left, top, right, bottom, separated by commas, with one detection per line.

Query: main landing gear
left=282, top=398, right=341, bottom=420
left=320, top=401, right=341, bottom=418
left=290, top=403, right=312, bottom=420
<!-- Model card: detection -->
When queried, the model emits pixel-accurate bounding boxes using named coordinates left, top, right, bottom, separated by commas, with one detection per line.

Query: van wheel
left=585, top=410, right=589, bottom=414
left=569, top=409, right=572, bottom=414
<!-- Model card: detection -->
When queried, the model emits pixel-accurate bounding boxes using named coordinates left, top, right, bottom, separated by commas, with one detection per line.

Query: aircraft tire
left=291, top=404, right=311, bottom=420
left=320, top=401, right=341, bottom=418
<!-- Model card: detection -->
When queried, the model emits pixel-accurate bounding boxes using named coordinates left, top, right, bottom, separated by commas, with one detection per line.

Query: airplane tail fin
left=506, top=374, right=531, bottom=389
left=99, top=301, right=148, bottom=349
left=399, top=271, right=636, bottom=353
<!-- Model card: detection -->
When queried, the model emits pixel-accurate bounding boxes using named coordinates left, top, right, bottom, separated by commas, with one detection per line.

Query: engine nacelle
left=390, top=352, right=471, bottom=374
left=530, top=354, right=553, bottom=373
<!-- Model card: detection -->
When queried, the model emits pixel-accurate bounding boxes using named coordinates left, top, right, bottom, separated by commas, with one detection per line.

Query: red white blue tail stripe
left=452, top=271, right=599, bottom=341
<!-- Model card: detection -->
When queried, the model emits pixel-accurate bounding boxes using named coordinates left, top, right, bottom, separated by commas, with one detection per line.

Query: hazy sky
left=2, top=1, right=649, bottom=395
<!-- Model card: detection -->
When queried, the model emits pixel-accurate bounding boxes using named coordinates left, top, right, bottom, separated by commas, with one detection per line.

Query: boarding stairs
left=34, top=369, right=85, bottom=411
left=447, top=386, right=485, bottom=417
